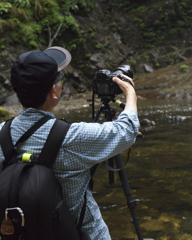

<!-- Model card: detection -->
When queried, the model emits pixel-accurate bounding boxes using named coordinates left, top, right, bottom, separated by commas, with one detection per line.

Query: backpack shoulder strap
left=37, top=119, right=71, bottom=168
left=0, top=116, right=51, bottom=168
left=0, top=118, right=15, bottom=163
left=15, top=116, right=51, bottom=146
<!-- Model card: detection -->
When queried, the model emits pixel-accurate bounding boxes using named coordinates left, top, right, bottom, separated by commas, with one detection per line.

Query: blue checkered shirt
left=0, top=108, right=140, bottom=240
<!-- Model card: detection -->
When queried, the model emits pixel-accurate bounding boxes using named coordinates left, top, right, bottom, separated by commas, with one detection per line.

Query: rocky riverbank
left=1, top=54, right=192, bottom=120
left=0, top=92, right=95, bottom=119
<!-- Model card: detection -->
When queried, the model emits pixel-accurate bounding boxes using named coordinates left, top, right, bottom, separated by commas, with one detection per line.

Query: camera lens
left=113, top=65, right=133, bottom=79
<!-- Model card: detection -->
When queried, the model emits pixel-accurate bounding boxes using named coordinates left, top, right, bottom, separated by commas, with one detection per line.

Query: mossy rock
left=0, top=107, right=10, bottom=117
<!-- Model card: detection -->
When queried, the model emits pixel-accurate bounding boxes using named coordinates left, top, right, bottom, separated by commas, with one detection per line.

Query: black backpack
left=0, top=116, right=86, bottom=240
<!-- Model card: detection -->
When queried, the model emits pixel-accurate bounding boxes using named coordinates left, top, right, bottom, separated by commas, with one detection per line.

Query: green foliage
left=11, top=22, right=41, bottom=46
left=0, top=0, right=93, bottom=49
left=88, top=24, right=97, bottom=37
left=136, top=6, right=148, bottom=13
left=144, top=55, right=150, bottom=61
left=63, top=29, right=85, bottom=51
left=180, top=1, right=188, bottom=8
left=61, top=76, right=67, bottom=84
left=108, top=0, right=192, bottom=49
left=169, top=28, right=177, bottom=34
left=102, top=62, right=110, bottom=69
left=0, top=0, right=192, bottom=52
left=0, top=51, right=8, bottom=58
left=110, top=0, right=153, bottom=13
left=95, top=43, right=103, bottom=49
left=180, top=64, right=189, bottom=70
left=158, top=6, right=162, bottom=12
left=155, top=62, right=160, bottom=68
left=65, top=14, right=79, bottom=32
left=145, top=43, right=155, bottom=49
left=134, top=0, right=192, bottom=48
left=68, top=43, right=76, bottom=51
left=180, top=64, right=190, bottom=72
left=134, top=16, right=143, bottom=23
left=85, top=53, right=92, bottom=58
left=67, top=0, right=93, bottom=12
left=129, top=59, right=136, bottom=66
left=77, top=60, right=85, bottom=69
left=89, top=32, right=95, bottom=38
left=79, top=0, right=93, bottom=11
left=92, top=24, right=97, bottom=31
left=13, top=0, right=31, bottom=8
left=40, top=0, right=59, bottom=10
left=0, top=2, right=12, bottom=15
left=29, top=40, right=38, bottom=48
left=139, top=22, right=146, bottom=29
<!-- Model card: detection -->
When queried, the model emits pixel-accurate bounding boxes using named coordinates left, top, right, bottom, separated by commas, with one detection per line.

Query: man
left=0, top=46, right=140, bottom=239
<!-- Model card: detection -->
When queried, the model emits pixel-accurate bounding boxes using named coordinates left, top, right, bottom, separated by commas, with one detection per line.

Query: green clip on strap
left=22, top=153, right=33, bottom=163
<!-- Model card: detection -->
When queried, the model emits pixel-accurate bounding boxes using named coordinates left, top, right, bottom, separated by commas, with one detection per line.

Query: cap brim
left=44, top=46, right=71, bottom=72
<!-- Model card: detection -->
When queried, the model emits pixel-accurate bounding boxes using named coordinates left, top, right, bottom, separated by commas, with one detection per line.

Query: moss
left=85, top=53, right=92, bottom=58
left=95, top=43, right=103, bottom=49
left=136, top=6, right=148, bottom=13
left=92, top=24, right=97, bottom=31
left=0, top=51, right=8, bottom=58
left=29, top=40, right=38, bottom=48
left=89, top=32, right=95, bottom=38
left=180, top=64, right=189, bottom=69
left=180, top=64, right=189, bottom=72
left=0, top=107, right=10, bottom=117
left=155, top=62, right=160, bottom=68
left=129, top=59, right=136, bottom=66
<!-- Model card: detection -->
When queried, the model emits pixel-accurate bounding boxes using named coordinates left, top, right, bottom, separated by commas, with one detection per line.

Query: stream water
left=1, top=98, right=192, bottom=240
left=56, top=98, right=192, bottom=240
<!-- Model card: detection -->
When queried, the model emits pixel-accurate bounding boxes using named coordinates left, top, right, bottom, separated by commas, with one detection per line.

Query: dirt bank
left=1, top=92, right=95, bottom=118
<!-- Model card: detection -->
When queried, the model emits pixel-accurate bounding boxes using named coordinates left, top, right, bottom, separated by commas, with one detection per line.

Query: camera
left=93, top=65, right=133, bottom=98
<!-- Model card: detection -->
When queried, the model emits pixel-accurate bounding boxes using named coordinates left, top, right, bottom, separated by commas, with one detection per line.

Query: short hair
left=17, top=73, right=60, bottom=108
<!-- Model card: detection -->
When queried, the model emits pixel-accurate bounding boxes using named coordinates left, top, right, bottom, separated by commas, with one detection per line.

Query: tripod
left=92, top=97, right=144, bottom=240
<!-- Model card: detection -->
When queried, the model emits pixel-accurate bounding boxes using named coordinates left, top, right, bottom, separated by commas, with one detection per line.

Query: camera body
left=93, top=65, right=133, bottom=98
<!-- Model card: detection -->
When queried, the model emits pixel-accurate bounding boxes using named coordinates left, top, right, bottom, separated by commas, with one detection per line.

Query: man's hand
left=113, top=75, right=138, bottom=114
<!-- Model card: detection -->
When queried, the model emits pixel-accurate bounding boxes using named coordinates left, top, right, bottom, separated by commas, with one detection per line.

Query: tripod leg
left=114, top=154, right=143, bottom=240
left=108, top=158, right=114, bottom=185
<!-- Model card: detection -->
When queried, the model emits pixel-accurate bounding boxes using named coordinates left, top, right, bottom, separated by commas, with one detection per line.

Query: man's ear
left=49, top=84, right=57, bottom=100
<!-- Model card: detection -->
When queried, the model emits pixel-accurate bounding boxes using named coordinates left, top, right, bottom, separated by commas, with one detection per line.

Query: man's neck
left=22, top=105, right=53, bottom=113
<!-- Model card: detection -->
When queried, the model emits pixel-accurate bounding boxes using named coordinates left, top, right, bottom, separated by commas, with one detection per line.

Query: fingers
left=113, top=74, right=135, bottom=90
left=113, top=75, right=137, bottom=113
left=120, top=74, right=135, bottom=87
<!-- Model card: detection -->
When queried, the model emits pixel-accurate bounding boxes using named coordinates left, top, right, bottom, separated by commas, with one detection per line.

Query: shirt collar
left=20, top=108, right=55, bottom=118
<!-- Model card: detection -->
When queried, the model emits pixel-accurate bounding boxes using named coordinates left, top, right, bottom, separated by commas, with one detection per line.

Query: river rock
left=143, top=64, right=153, bottom=73
left=140, top=118, right=155, bottom=127
left=3, top=93, right=20, bottom=106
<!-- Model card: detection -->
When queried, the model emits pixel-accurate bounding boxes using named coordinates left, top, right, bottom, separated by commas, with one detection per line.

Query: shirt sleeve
left=72, top=108, right=140, bottom=167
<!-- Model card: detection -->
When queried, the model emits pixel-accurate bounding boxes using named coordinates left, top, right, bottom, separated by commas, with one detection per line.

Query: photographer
left=0, top=46, right=140, bottom=240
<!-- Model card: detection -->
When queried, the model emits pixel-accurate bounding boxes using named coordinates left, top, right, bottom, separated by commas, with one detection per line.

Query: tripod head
left=92, top=94, right=126, bottom=123
left=93, top=97, right=116, bottom=122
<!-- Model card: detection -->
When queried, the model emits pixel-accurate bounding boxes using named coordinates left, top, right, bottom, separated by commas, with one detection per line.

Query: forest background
left=0, top=0, right=192, bottom=110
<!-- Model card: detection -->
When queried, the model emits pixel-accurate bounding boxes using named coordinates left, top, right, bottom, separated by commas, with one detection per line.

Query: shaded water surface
left=56, top=99, right=192, bottom=240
